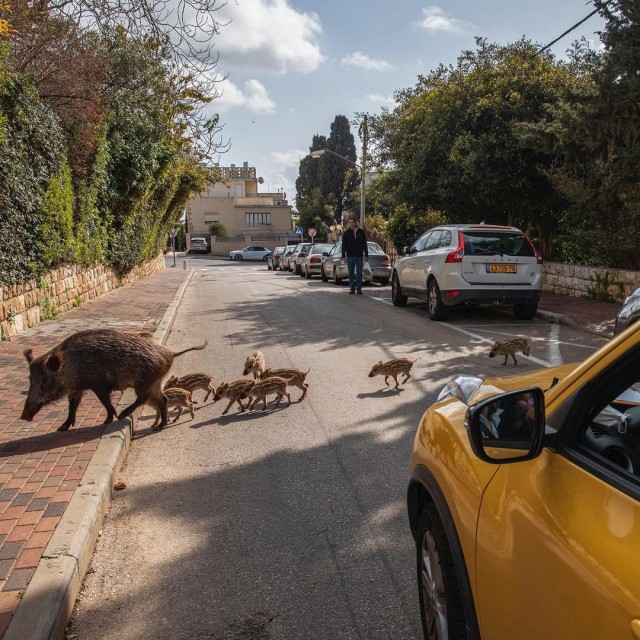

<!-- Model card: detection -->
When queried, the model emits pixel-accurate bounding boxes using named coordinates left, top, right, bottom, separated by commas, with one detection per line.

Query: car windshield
left=310, top=244, right=332, bottom=254
left=367, top=242, right=385, bottom=255
left=462, top=232, right=534, bottom=257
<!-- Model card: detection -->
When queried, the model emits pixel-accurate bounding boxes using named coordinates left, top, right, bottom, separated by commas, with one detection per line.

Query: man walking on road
left=341, top=216, right=368, bottom=295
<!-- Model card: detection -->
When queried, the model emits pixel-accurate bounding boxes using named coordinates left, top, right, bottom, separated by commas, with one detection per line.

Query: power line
left=535, top=1, right=610, bottom=55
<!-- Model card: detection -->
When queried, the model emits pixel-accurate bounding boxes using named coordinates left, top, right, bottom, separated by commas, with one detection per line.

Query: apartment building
left=186, top=162, right=297, bottom=254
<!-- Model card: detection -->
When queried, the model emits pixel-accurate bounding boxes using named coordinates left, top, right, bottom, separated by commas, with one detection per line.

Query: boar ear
left=45, top=352, right=62, bottom=372
left=24, top=348, right=34, bottom=363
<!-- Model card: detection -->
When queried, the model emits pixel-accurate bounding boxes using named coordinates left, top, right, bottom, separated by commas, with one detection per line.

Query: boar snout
left=20, top=400, right=42, bottom=422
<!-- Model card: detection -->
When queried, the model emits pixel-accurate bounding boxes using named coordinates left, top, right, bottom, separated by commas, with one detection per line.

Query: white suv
left=391, top=223, right=543, bottom=320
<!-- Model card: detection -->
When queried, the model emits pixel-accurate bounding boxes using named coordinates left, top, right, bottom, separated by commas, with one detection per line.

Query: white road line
left=548, top=323, right=564, bottom=366
left=441, top=323, right=553, bottom=368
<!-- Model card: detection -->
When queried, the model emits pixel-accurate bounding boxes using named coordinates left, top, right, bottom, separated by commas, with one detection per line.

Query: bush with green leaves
left=0, top=71, right=69, bottom=285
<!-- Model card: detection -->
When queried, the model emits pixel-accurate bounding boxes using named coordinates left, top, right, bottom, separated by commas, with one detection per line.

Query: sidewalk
left=0, top=273, right=621, bottom=638
left=0, top=266, right=190, bottom=638
left=538, top=291, right=620, bottom=337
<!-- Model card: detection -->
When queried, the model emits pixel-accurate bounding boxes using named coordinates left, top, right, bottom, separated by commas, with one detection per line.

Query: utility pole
left=360, top=114, right=368, bottom=230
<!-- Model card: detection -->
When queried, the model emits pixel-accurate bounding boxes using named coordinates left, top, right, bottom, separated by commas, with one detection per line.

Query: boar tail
left=173, top=341, right=208, bottom=357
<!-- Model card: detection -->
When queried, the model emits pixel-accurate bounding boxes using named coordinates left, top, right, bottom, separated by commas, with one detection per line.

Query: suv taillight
left=524, top=236, right=543, bottom=264
left=445, top=231, right=465, bottom=263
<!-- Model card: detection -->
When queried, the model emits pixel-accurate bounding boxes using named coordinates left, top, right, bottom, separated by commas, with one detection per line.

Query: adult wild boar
left=21, top=329, right=207, bottom=431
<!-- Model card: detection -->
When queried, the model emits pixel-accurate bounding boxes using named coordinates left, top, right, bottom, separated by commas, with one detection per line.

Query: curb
left=536, top=308, right=613, bottom=339
left=4, top=268, right=195, bottom=640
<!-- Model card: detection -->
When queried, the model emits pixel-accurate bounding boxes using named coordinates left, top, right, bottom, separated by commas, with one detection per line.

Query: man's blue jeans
left=347, top=256, right=364, bottom=291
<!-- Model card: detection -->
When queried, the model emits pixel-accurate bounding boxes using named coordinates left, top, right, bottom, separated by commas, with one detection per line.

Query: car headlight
left=437, top=375, right=484, bottom=405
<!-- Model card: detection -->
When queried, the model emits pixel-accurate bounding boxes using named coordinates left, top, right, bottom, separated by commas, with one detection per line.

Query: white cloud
left=341, top=51, right=393, bottom=71
left=417, top=6, right=472, bottom=33
left=366, top=93, right=395, bottom=106
left=215, top=78, right=275, bottom=113
left=267, top=149, right=308, bottom=169
left=215, top=0, right=325, bottom=73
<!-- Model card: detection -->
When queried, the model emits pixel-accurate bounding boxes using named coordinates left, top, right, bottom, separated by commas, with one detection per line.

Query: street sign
left=169, top=228, right=178, bottom=237
left=308, top=228, right=316, bottom=237
left=294, top=226, right=303, bottom=235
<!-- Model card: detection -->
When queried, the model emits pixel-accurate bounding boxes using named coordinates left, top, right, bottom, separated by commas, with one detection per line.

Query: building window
left=246, top=213, right=272, bottom=226
left=204, top=213, right=219, bottom=223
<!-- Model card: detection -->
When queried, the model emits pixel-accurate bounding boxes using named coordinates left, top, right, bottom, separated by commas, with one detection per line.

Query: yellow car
left=408, top=324, right=640, bottom=640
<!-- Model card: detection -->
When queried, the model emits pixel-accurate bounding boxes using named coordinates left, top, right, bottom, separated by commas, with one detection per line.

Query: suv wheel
left=416, top=505, right=468, bottom=640
left=333, top=268, right=343, bottom=286
left=427, top=280, right=449, bottom=321
left=234, top=255, right=242, bottom=261
left=514, top=304, right=538, bottom=321
left=391, top=272, right=408, bottom=307
left=263, top=255, right=269, bottom=262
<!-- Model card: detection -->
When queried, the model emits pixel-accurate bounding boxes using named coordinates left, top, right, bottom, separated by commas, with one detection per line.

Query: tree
left=5, top=0, right=225, bottom=158
left=295, top=116, right=359, bottom=227
left=297, top=188, right=335, bottom=240
left=368, top=38, right=577, bottom=255
left=208, top=222, right=227, bottom=237
left=520, top=0, right=640, bottom=267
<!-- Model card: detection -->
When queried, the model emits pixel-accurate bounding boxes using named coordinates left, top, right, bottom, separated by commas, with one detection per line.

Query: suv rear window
left=462, top=231, right=534, bottom=257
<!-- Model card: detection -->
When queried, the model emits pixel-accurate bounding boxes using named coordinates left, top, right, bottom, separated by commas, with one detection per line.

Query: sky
left=204, top=0, right=606, bottom=207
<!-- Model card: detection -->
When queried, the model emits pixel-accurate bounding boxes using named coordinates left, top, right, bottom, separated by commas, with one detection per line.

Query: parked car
left=408, top=324, right=640, bottom=639
left=267, top=246, right=286, bottom=271
left=391, top=223, right=543, bottom=320
left=187, top=237, right=209, bottom=254
left=229, top=246, right=272, bottom=262
left=300, top=243, right=334, bottom=279
left=279, top=245, right=298, bottom=271
left=289, top=243, right=312, bottom=275
left=321, top=241, right=385, bottom=286
left=614, top=286, right=640, bottom=335
left=366, top=242, right=392, bottom=286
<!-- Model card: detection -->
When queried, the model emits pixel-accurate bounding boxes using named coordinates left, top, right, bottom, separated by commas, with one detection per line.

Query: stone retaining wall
left=0, top=255, right=165, bottom=339
left=543, top=261, right=640, bottom=302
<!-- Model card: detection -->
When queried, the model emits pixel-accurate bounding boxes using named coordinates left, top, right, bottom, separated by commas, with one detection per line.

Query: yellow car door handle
left=631, top=620, right=640, bottom=639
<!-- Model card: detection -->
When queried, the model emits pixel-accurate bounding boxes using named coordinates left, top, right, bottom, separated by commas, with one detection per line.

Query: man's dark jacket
left=341, top=227, right=368, bottom=258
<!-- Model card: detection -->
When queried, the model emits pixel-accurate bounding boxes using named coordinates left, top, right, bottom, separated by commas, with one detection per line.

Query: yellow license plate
left=487, top=264, right=517, bottom=273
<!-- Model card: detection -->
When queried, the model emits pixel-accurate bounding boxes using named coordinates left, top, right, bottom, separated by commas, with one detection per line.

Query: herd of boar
left=20, top=329, right=310, bottom=432
left=20, top=327, right=530, bottom=432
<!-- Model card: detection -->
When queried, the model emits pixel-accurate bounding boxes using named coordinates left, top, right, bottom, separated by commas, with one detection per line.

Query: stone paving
left=0, top=267, right=189, bottom=636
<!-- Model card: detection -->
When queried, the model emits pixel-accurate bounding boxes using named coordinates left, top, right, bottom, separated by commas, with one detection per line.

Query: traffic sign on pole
left=294, top=226, right=303, bottom=235
left=169, top=228, right=178, bottom=237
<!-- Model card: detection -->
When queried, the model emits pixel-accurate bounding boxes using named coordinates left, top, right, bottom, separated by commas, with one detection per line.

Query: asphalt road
left=69, top=258, right=608, bottom=640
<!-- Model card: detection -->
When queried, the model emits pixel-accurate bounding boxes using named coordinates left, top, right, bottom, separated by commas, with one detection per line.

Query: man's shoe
left=357, top=289, right=363, bottom=295
left=349, top=289, right=355, bottom=294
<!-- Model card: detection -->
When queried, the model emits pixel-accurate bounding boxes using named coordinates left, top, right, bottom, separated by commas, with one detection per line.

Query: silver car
left=300, top=243, right=334, bottom=279
left=229, top=246, right=272, bottom=262
left=267, top=246, right=286, bottom=270
left=321, top=241, right=383, bottom=286
left=289, top=243, right=312, bottom=275
left=392, top=223, right=543, bottom=320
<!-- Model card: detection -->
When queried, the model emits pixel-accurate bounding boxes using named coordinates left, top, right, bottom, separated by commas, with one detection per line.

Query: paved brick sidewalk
left=539, top=291, right=619, bottom=336
left=0, top=267, right=189, bottom=636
